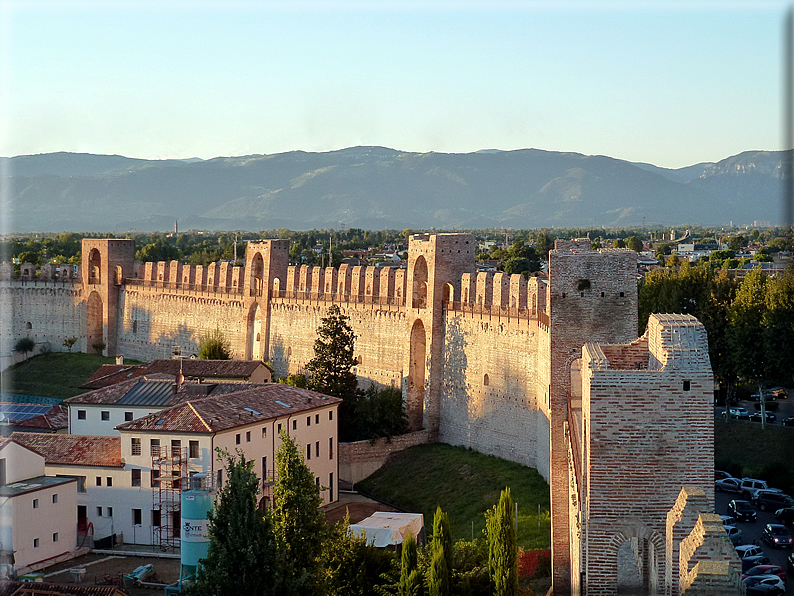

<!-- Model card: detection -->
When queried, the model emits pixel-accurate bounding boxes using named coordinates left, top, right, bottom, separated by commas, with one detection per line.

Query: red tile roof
left=13, top=405, right=68, bottom=431
left=11, top=432, right=123, bottom=468
left=0, top=582, right=127, bottom=596
left=0, top=436, right=45, bottom=458
left=116, top=384, right=341, bottom=434
left=81, top=364, right=148, bottom=389
left=144, top=359, right=272, bottom=378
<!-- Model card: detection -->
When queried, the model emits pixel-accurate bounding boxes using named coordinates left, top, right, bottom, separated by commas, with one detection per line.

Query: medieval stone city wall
left=1, top=281, right=86, bottom=369
left=114, top=284, right=249, bottom=361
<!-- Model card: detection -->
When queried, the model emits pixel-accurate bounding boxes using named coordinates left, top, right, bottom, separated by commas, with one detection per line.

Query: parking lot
left=716, top=490, right=794, bottom=593
left=714, top=392, right=794, bottom=427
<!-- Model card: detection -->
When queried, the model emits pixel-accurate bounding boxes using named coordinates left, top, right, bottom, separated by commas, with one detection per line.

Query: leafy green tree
left=192, top=450, right=277, bottom=596
left=351, top=385, right=408, bottom=441
left=728, top=268, right=768, bottom=384
left=501, top=241, right=541, bottom=277
left=762, top=269, right=794, bottom=386
left=426, top=507, right=452, bottom=596
left=14, top=337, right=36, bottom=358
left=613, top=238, right=626, bottom=249
left=626, top=236, right=644, bottom=252
left=305, top=305, right=358, bottom=398
left=62, top=336, right=78, bottom=352
left=727, top=234, right=747, bottom=253
left=486, top=488, right=518, bottom=596
left=321, top=513, right=396, bottom=596
left=399, top=534, right=422, bottom=596
left=273, top=431, right=326, bottom=595
left=199, top=328, right=232, bottom=360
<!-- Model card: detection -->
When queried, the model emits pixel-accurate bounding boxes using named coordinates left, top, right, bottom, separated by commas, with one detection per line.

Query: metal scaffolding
left=152, top=445, right=188, bottom=552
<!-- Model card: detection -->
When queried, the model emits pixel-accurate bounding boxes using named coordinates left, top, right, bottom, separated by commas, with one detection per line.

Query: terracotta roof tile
left=144, top=359, right=271, bottom=378
left=117, top=384, right=341, bottom=434
left=11, top=432, right=123, bottom=468
left=13, top=405, right=68, bottom=431
left=0, top=581, right=126, bottom=596
left=81, top=364, right=147, bottom=389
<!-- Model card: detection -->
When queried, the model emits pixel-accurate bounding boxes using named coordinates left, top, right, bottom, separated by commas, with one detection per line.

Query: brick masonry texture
left=4, top=235, right=723, bottom=595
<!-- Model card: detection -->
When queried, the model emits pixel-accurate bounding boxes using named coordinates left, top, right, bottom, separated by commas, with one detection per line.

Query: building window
left=131, top=438, right=141, bottom=456
left=329, top=438, right=333, bottom=460
left=307, top=416, right=311, bottom=427
left=132, top=509, right=142, bottom=525
left=189, top=441, right=199, bottom=459
left=246, top=431, right=251, bottom=442
left=78, top=410, right=86, bottom=420
left=76, top=477, right=86, bottom=493
left=151, top=469, right=160, bottom=487
left=171, top=439, right=181, bottom=454
left=216, top=469, right=222, bottom=488
left=262, top=427, right=267, bottom=438
left=107, top=507, right=113, bottom=517
left=619, top=291, right=625, bottom=297
left=52, top=493, right=58, bottom=504
left=96, top=477, right=102, bottom=487
left=107, top=477, right=112, bottom=487
left=97, top=506, right=102, bottom=517
left=125, top=411, right=134, bottom=421
left=131, top=469, right=141, bottom=487
left=683, top=380, right=691, bottom=392
left=293, top=420, right=297, bottom=431
left=316, top=477, right=320, bottom=487
left=34, top=538, right=39, bottom=548
left=53, top=532, right=59, bottom=543
left=315, top=441, right=319, bottom=458
left=329, top=411, right=333, bottom=421
left=150, top=439, right=160, bottom=458
left=329, top=473, right=334, bottom=502
left=101, top=411, right=110, bottom=421
left=0, top=459, right=5, bottom=486
left=33, top=499, right=39, bottom=509
left=236, top=434, right=241, bottom=445
left=132, top=320, right=137, bottom=333
left=277, top=423, right=282, bottom=433
left=306, top=445, right=311, bottom=460
left=315, top=414, right=320, bottom=424
left=152, top=509, right=161, bottom=527
left=483, top=374, right=490, bottom=387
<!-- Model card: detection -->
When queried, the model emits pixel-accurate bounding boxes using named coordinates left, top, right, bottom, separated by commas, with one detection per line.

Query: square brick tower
left=81, top=239, right=135, bottom=357
left=546, top=239, right=638, bottom=593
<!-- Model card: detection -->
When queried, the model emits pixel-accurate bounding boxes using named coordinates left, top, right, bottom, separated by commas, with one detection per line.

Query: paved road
left=716, top=490, right=793, bottom=593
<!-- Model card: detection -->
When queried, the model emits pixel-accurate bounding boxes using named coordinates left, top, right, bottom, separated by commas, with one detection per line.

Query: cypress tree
left=398, top=534, right=421, bottom=596
left=486, top=487, right=518, bottom=596
left=425, top=506, right=452, bottom=596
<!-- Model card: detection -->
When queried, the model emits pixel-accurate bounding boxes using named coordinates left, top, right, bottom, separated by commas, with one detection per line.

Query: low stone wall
left=338, top=429, right=435, bottom=484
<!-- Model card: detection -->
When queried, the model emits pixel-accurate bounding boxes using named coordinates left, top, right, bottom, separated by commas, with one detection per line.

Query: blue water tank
left=180, top=475, right=213, bottom=582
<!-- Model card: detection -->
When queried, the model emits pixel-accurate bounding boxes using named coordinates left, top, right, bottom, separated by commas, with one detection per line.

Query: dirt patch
left=324, top=500, right=399, bottom=526
left=39, top=553, right=180, bottom=595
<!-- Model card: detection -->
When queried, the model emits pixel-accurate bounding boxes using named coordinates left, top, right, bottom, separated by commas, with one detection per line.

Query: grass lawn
left=355, top=443, right=551, bottom=550
left=715, top=419, right=794, bottom=494
left=0, top=352, right=142, bottom=400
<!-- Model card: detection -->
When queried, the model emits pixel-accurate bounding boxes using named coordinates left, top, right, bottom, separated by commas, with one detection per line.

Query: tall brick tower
left=81, top=239, right=135, bottom=357
left=405, top=233, right=476, bottom=431
left=243, top=240, right=290, bottom=360
left=546, top=239, right=638, bottom=594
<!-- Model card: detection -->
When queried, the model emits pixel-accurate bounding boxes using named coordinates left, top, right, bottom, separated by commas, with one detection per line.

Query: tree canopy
left=199, top=328, right=232, bottom=360
left=305, top=305, right=359, bottom=399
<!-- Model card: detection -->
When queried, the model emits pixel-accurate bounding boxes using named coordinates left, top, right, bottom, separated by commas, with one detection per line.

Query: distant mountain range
left=1, top=147, right=786, bottom=232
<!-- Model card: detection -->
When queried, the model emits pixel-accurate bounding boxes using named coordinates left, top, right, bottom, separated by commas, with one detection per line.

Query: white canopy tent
left=348, top=512, right=425, bottom=548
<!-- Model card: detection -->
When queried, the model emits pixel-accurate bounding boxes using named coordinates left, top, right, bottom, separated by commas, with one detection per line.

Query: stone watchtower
left=81, top=239, right=135, bottom=357
left=545, top=239, right=638, bottom=593
left=243, top=240, right=290, bottom=360
left=405, top=233, right=476, bottom=431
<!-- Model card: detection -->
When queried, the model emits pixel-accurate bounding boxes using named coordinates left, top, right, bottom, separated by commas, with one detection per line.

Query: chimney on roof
left=116, top=354, right=124, bottom=365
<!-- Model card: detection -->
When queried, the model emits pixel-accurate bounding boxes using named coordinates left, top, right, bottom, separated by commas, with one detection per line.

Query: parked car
left=753, top=491, right=794, bottom=512
left=745, top=582, right=785, bottom=596
left=715, top=470, right=734, bottom=481
left=730, top=500, right=758, bottom=522
left=743, top=565, right=787, bottom=583
left=752, top=393, right=777, bottom=402
left=723, top=407, right=751, bottom=420
left=742, top=555, right=772, bottom=573
left=743, top=575, right=786, bottom=592
left=716, top=477, right=743, bottom=494
left=769, top=387, right=788, bottom=399
left=724, top=525, right=743, bottom=545
left=736, top=544, right=764, bottom=560
left=782, top=417, right=794, bottom=427
left=740, top=478, right=776, bottom=500
left=775, top=507, right=794, bottom=525
left=721, top=514, right=736, bottom=526
left=749, top=412, right=777, bottom=423
left=762, top=524, right=794, bottom=549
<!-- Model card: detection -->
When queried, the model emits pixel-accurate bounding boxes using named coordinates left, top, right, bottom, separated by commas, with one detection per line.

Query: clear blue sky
left=0, top=0, right=787, bottom=168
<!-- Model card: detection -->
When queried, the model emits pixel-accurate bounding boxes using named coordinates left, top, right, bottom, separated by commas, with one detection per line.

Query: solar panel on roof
left=274, top=400, right=292, bottom=408
left=0, top=403, right=53, bottom=422
left=244, top=407, right=261, bottom=415
left=117, top=381, right=175, bottom=407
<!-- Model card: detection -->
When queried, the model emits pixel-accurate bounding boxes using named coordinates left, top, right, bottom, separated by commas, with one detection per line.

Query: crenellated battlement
left=444, top=270, right=547, bottom=320
left=276, top=264, right=407, bottom=306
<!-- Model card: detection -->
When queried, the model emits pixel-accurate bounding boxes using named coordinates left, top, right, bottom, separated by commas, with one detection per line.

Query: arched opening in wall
left=250, top=253, right=264, bottom=297
left=412, top=256, right=428, bottom=308
left=87, top=291, right=104, bottom=354
left=272, top=278, right=281, bottom=295
left=442, top=283, right=454, bottom=304
left=610, top=531, right=662, bottom=596
left=88, top=248, right=101, bottom=284
left=25, top=322, right=32, bottom=330
left=483, top=373, right=489, bottom=387
left=247, top=302, right=264, bottom=361
left=408, top=319, right=426, bottom=430
left=463, top=287, right=469, bottom=303
left=115, top=265, right=123, bottom=286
